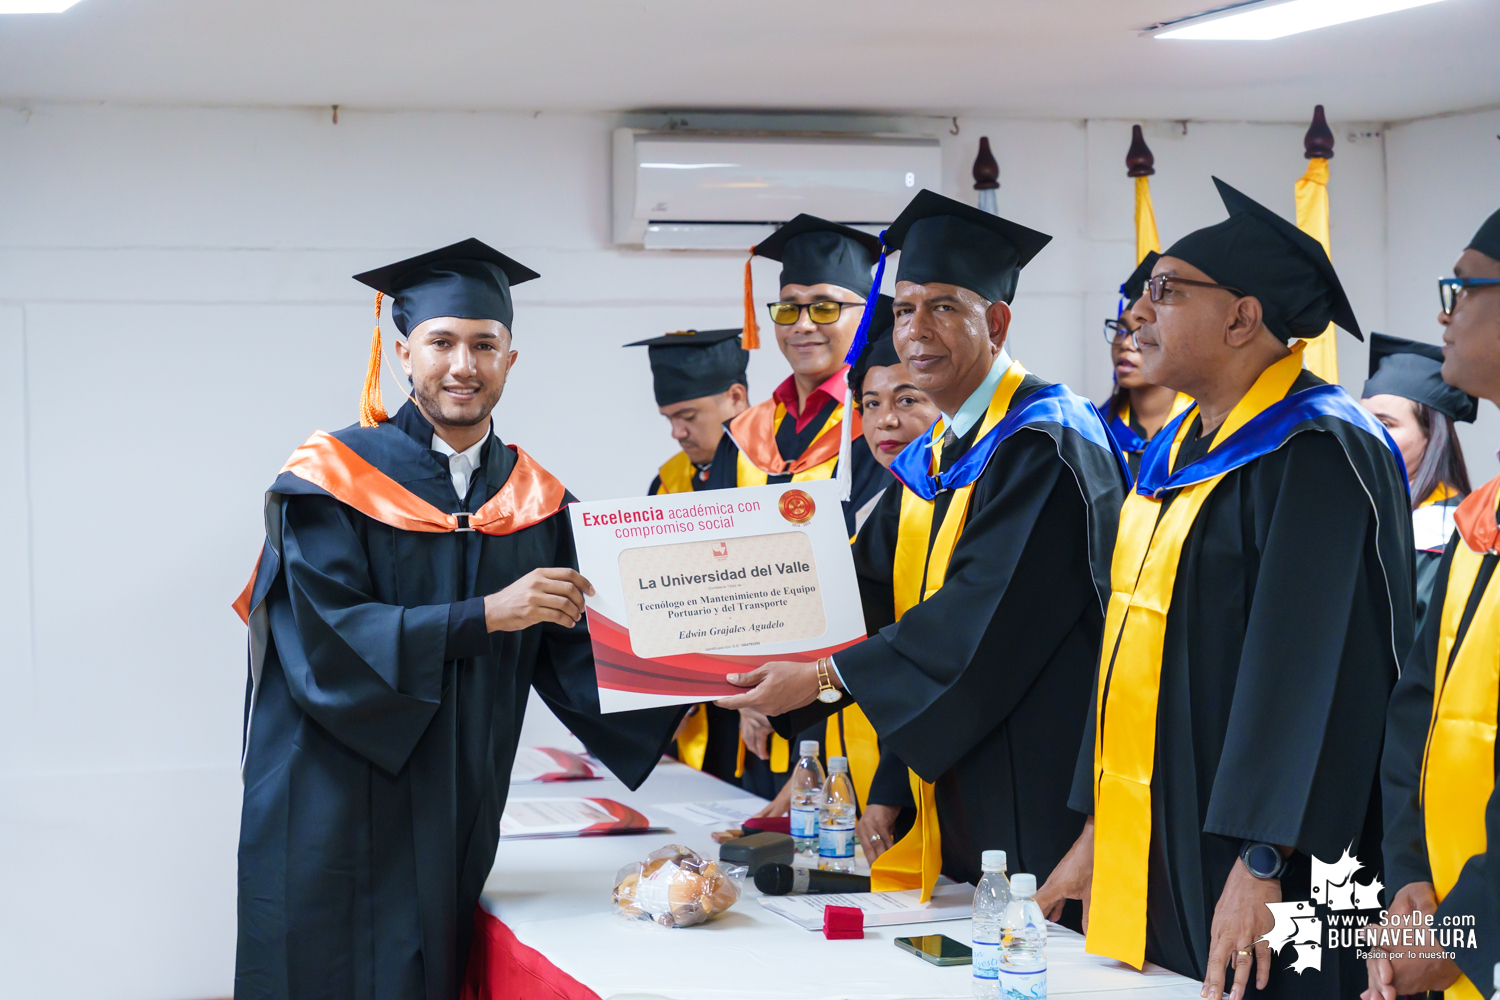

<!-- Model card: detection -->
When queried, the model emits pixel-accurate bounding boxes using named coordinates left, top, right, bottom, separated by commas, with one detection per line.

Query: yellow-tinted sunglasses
left=766, top=300, right=864, bottom=326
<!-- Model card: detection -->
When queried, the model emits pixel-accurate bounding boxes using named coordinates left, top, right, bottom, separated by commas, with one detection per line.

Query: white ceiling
left=1, top=0, right=1497, bottom=122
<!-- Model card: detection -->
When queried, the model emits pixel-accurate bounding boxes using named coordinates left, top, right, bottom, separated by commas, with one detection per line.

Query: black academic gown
left=704, top=392, right=893, bottom=536
left=1070, top=370, right=1414, bottom=998
left=1382, top=519, right=1500, bottom=991
left=235, top=402, right=684, bottom=1000
left=776, top=375, right=1128, bottom=888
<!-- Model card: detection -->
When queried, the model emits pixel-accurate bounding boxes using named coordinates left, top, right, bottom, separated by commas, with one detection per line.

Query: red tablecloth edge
left=462, top=906, right=602, bottom=1000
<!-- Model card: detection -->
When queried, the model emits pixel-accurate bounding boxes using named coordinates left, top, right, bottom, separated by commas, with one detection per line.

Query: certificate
left=568, top=480, right=866, bottom=713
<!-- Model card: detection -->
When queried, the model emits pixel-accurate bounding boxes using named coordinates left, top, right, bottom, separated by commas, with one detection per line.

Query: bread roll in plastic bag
left=612, top=844, right=747, bottom=927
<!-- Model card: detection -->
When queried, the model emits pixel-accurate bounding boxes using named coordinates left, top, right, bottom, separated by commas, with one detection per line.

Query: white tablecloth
left=481, top=742, right=1201, bottom=1000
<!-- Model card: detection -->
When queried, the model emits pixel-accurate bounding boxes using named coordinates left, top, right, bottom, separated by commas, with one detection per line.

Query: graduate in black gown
left=1369, top=209, right=1500, bottom=1000
left=706, top=214, right=894, bottom=798
left=233, top=239, right=684, bottom=1000
left=1037, top=180, right=1413, bottom=1000
left=1359, top=333, right=1475, bottom=622
left=716, top=190, right=1130, bottom=897
left=1099, top=253, right=1192, bottom=479
left=623, top=327, right=749, bottom=783
left=627, top=327, right=749, bottom=497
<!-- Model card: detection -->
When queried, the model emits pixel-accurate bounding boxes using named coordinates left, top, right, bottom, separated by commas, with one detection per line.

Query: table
left=473, top=710, right=1202, bottom=1000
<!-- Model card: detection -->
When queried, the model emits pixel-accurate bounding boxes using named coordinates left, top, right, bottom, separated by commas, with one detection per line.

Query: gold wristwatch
left=816, top=657, right=843, bottom=704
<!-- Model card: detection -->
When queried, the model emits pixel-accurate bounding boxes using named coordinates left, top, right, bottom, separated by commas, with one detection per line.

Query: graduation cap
left=350, top=238, right=540, bottom=427
left=742, top=215, right=882, bottom=350
left=624, top=328, right=750, bottom=407
left=1120, top=251, right=1161, bottom=312
left=1467, top=208, right=1500, bottom=262
left=884, top=189, right=1052, bottom=305
left=1362, top=333, right=1477, bottom=423
left=847, top=295, right=898, bottom=398
left=1162, top=178, right=1361, bottom=343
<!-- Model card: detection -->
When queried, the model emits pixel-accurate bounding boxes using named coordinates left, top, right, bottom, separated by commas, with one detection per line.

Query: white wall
left=0, top=100, right=1463, bottom=999
left=1385, top=107, right=1500, bottom=483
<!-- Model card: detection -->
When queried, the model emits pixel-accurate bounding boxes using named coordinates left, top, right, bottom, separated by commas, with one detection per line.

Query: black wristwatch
left=1241, top=841, right=1286, bottom=880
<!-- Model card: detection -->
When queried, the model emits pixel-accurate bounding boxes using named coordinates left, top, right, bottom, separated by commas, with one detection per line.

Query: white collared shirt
left=431, top=422, right=492, bottom=502
left=939, top=348, right=1014, bottom=441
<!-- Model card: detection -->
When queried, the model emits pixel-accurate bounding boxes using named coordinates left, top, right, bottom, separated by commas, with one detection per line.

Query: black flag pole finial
left=1304, top=105, right=1335, bottom=160
left=973, top=137, right=999, bottom=191
left=1126, top=124, right=1155, bottom=177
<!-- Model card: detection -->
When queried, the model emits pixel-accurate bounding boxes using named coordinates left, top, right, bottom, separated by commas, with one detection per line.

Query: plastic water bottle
left=788, top=740, right=826, bottom=857
left=1491, top=961, right=1500, bottom=1000
left=999, top=873, right=1047, bottom=1000
left=818, top=756, right=857, bottom=872
left=972, top=850, right=1011, bottom=998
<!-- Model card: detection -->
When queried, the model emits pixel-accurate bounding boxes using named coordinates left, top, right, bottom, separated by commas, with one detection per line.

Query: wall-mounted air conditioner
left=612, top=128, right=943, bottom=250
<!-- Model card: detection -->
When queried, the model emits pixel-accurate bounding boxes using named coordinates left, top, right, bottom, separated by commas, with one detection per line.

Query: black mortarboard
left=847, top=295, right=898, bottom=398
left=1362, top=333, right=1477, bottom=423
left=1121, top=251, right=1161, bottom=310
left=625, top=328, right=749, bottom=407
left=754, top=214, right=883, bottom=295
left=352, top=237, right=539, bottom=336
left=1467, top=209, right=1500, bottom=263
left=884, top=189, right=1052, bottom=304
left=1163, top=177, right=1361, bottom=343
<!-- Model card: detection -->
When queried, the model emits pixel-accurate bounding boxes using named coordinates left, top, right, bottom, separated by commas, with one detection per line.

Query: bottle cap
left=981, top=850, right=1007, bottom=872
left=1010, top=873, right=1037, bottom=897
left=800, top=740, right=820, bottom=757
left=829, top=755, right=849, bottom=773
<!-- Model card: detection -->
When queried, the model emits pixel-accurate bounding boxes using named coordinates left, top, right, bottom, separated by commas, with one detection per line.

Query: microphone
left=754, top=863, right=871, bottom=896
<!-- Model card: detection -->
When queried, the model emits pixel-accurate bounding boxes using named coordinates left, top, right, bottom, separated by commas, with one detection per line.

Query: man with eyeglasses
left=1367, top=208, right=1500, bottom=1000
left=716, top=189, right=1129, bottom=905
left=704, top=214, right=893, bottom=797
left=1099, top=251, right=1193, bottom=478
left=1034, top=178, right=1412, bottom=1000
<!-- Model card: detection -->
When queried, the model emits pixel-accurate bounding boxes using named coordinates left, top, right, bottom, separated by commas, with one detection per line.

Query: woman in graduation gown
left=1359, top=332, right=1475, bottom=622
left=706, top=215, right=894, bottom=798
left=1369, top=210, right=1500, bottom=1000
left=233, top=241, right=684, bottom=1000
left=717, top=190, right=1130, bottom=899
left=1099, top=252, right=1193, bottom=478
left=1038, top=181, right=1413, bottom=1000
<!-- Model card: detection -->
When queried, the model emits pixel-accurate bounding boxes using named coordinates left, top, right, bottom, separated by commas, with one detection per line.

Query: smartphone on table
left=894, top=934, right=972, bottom=966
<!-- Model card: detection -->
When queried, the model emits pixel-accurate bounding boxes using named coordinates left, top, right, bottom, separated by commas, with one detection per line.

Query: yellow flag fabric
left=1294, top=158, right=1340, bottom=384
left=868, top=361, right=1028, bottom=902
left=1087, top=344, right=1308, bottom=968
left=1134, top=175, right=1161, bottom=265
left=1420, top=490, right=1500, bottom=1000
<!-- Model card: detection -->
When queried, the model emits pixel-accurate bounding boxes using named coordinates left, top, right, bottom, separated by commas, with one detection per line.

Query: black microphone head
left=754, top=863, right=795, bottom=895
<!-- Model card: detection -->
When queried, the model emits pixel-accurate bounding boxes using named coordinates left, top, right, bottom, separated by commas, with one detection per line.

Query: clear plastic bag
left=612, top=844, right=748, bottom=927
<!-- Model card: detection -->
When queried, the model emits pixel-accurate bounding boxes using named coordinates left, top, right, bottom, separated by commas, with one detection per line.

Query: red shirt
left=770, top=367, right=850, bottom=434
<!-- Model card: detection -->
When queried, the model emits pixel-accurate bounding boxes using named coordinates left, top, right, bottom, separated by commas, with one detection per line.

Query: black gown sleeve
left=826, top=433, right=1094, bottom=782
left=1381, top=541, right=1454, bottom=896
left=529, top=513, right=687, bottom=790
left=1203, top=433, right=1398, bottom=855
left=867, top=748, right=916, bottom=808
left=648, top=475, right=663, bottom=496
left=270, top=494, right=450, bottom=775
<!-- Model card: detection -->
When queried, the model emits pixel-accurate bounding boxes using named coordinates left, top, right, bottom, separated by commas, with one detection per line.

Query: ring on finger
left=1235, top=949, right=1252, bottom=958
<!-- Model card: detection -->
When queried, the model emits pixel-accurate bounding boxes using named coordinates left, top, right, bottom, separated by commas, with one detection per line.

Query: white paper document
left=653, top=798, right=766, bottom=828
left=758, top=882, right=975, bottom=930
left=498, top=797, right=658, bottom=839
left=509, top=746, right=600, bottom=783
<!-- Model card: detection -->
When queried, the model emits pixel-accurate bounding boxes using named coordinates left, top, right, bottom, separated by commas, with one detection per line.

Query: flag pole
left=1295, top=105, right=1340, bottom=384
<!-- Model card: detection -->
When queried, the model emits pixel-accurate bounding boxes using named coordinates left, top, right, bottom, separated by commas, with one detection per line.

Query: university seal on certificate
left=569, top=480, right=866, bottom=713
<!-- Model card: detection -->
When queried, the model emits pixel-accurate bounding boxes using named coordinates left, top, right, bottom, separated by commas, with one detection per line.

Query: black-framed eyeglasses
left=1103, top=318, right=1137, bottom=346
left=766, top=300, right=865, bottom=326
left=1439, top=276, right=1500, bottom=317
left=1146, top=274, right=1246, bottom=303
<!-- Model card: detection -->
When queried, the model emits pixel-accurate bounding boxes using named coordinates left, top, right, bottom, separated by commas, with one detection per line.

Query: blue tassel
left=843, top=229, right=889, bottom=364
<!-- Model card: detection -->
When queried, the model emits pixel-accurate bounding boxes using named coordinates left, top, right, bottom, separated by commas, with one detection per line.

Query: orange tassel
left=359, top=291, right=389, bottom=427
left=741, top=248, right=760, bottom=350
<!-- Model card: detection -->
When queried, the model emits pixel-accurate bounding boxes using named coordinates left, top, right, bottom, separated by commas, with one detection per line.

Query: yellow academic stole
left=868, top=360, right=1028, bottom=901
left=655, top=451, right=697, bottom=495
left=1087, top=345, right=1306, bottom=968
left=1419, top=481, right=1500, bottom=1000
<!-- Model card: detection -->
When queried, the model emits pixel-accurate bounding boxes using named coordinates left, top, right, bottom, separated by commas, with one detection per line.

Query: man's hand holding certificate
left=568, top=480, right=865, bottom=713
